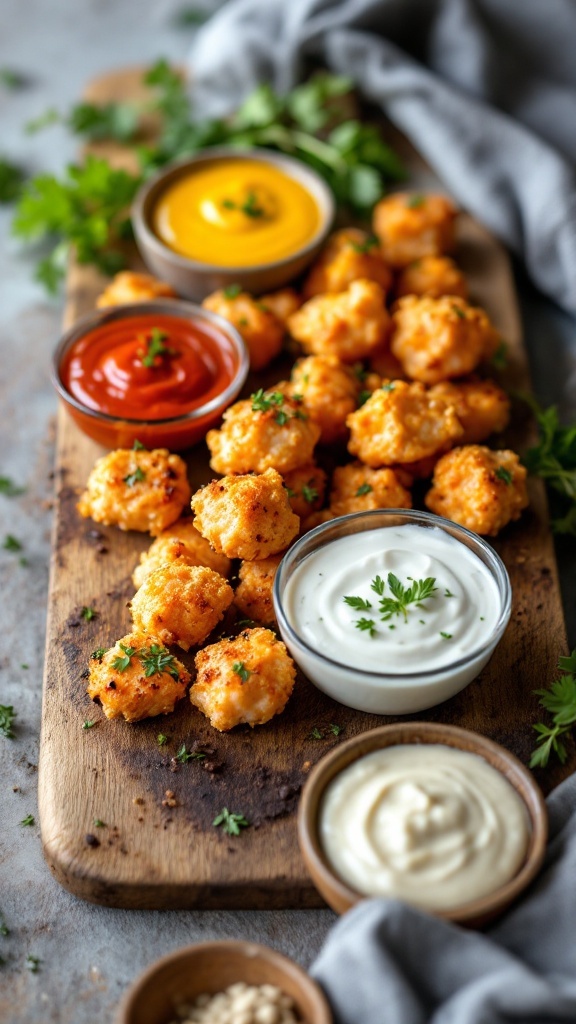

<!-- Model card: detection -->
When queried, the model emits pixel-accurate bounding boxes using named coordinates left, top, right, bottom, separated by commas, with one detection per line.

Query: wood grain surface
left=38, top=68, right=572, bottom=910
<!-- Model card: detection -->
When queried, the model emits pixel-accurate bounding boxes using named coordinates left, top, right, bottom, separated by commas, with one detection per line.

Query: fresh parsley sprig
left=521, top=397, right=576, bottom=536
left=213, top=807, right=250, bottom=836
left=344, top=572, right=438, bottom=635
left=0, top=705, right=16, bottom=739
left=530, top=649, right=576, bottom=768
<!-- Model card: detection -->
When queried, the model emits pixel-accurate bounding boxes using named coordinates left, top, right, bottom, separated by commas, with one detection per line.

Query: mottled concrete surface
left=0, top=3, right=574, bottom=1023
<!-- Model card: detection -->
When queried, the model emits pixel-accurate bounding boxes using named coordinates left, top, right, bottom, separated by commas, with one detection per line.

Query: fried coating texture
left=429, top=378, right=511, bottom=445
left=391, top=295, right=500, bottom=384
left=260, top=288, right=302, bottom=325
left=77, top=448, right=190, bottom=535
left=202, top=288, right=284, bottom=371
left=132, top=517, right=231, bottom=589
left=287, top=354, right=361, bottom=445
left=282, top=462, right=327, bottom=518
left=347, top=380, right=463, bottom=467
left=234, top=555, right=283, bottom=625
left=87, top=631, right=190, bottom=723
left=395, top=255, right=468, bottom=300
left=191, top=627, right=296, bottom=731
left=425, top=445, right=529, bottom=536
left=95, top=271, right=177, bottom=308
left=287, top=279, right=390, bottom=363
left=206, top=392, right=320, bottom=475
left=329, top=462, right=412, bottom=516
left=130, top=563, right=234, bottom=651
left=373, top=192, right=457, bottom=267
left=303, top=228, right=393, bottom=299
left=191, top=469, right=299, bottom=560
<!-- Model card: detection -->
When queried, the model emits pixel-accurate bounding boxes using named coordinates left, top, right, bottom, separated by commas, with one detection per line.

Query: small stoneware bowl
left=132, top=147, right=335, bottom=300
left=52, top=298, right=249, bottom=450
left=298, top=722, right=548, bottom=928
left=273, top=508, right=512, bottom=715
left=116, top=940, right=333, bottom=1024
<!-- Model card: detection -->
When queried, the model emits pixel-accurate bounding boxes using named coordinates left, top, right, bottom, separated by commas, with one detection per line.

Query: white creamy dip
left=320, top=745, right=530, bottom=909
left=282, top=525, right=501, bottom=674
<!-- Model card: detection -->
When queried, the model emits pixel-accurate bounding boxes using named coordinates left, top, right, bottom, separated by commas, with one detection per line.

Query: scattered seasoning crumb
left=85, top=833, right=100, bottom=847
left=133, top=797, right=144, bottom=805
left=302, top=760, right=312, bottom=772
left=162, top=790, right=178, bottom=808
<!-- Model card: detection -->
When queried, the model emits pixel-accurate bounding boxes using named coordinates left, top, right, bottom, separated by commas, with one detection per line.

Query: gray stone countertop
left=0, top=2, right=574, bottom=1022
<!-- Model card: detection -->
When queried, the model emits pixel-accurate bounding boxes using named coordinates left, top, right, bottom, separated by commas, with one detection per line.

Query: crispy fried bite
left=259, top=288, right=302, bottom=326
left=299, top=509, right=336, bottom=534
left=282, top=462, right=327, bottom=518
left=234, top=555, right=283, bottom=625
left=347, top=380, right=463, bottom=467
left=130, top=563, right=234, bottom=651
left=77, top=448, right=190, bottom=535
left=191, top=469, right=299, bottom=560
left=303, top=228, right=393, bottom=299
left=287, top=279, right=390, bottom=363
left=95, top=271, right=177, bottom=308
left=191, top=627, right=296, bottom=731
left=373, top=192, right=457, bottom=267
left=368, top=346, right=408, bottom=381
left=391, top=295, right=500, bottom=384
left=395, top=255, right=468, bottom=300
left=286, top=354, right=361, bottom=445
left=132, top=517, right=231, bottom=589
left=329, top=462, right=412, bottom=516
left=206, top=391, right=320, bottom=475
left=202, top=288, right=284, bottom=371
left=429, top=377, right=511, bottom=444
left=425, top=445, right=528, bottom=536
left=87, top=631, right=190, bottom=723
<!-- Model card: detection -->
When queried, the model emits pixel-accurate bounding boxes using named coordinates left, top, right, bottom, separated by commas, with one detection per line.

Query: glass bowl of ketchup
left=52, top=300, right=249, bottom=450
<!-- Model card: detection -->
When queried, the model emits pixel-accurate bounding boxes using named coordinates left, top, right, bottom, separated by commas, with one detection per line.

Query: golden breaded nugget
left=132, top=517, right=231, bottom=589
left=287, top=354, right=361, bottom=445
left=299, top=509, right=336, bottom=534
left=329, top=462, right=412, bottom=516
left=303, top=228, right=392, bottom=299
left=202, top=287, right=283, bottom=371
left=259, top=288, right=302, bottom=325
left=87, top=631, right=190, bottom=723
left=191, top=627, right=296, bottom=731
left=391, top=295, right=500, bottom=384
left=347, top=380, right=463, bottom=467
left=282, top=462, right=327, bottom=518
left=130, top=563, right=233, bottom=651
left=206, top=391, right=320, bottom=475
left=95, top=271, right=177, bottom=308
left=395, top=255, right=468, bottom=300
left=369, top=346, right=408, bottom=382
left=287, top=279, right=390, bottom=363
left=191, top=469, right=299, bottom=560
left=77, top=448, right=190, bottom=535
left=373, top=192, right=457, bottom=267
left=428, top=377, right=511, bottom=445
left=425, top=445, right=528, bottom=536
left=234, top=555, right=283, bottom=625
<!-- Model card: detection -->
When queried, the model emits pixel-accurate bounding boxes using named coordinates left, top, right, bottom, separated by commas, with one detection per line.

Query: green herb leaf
left=357, top=389, right=372, bottom=407
left=0, top=476, right=25, bottom=497
left=20, top=814, right=35, bottom=827
left=491, top=340, right=508, bottom=370
left=140, top=328, right=172, bottom=367
left=0, top=705, right=16, bottom=739
left=25, top=955, right=41, bottom=973
left=310, top=727, right=323, bottom=739
left=381, top=382, right=396, bottom=392
left=82, top=720, right=96, bottom=730
left=356, top=482, right=373, bottom=496
left=521, top=397, right=576, bottom=535
left=406, top=193, right=425, bottom=208
left=329, top=723, right=344, bottom=736
left=175, top=743, right=205, bottom=764
left=139, top=644, right=180, bottom=680
left=355, top=617, right=377, bottom=637
left=451, top=304, right=466, bottom=319
left=440, top=632, right=453, bottom=640
left=213, top=807, right=249, bottom=836
left=302, top=484, right=319, bottom=504
left=112, top=643, right=137, bottom=672
left=0, top=158, right=25, bottom=203
left=530, top=647, right=576, bottom=767
left=343, top=595, right=372, bottom=611
left=374, top=572, right=438, bottom=622
left=81, top=606, right=97, bottom=622
left=350, top=234, right=379, bottom=254
left=444, top=589, right=455, bottom=598
left=90, top=647, right=107, bottom=662
left=495, top=466, right=512, bottom=485
left=93, top=819, right=105, bottom=828
left=123, top=466, right=146, bottom=487
left=223, top=283, right=242, bottom=299
left=157, top=733, right=168, bottom=746
left=132, top=438, right=145, bottom=450
left=3, top=535, right=22, bottom=552
left=251, top=389, right=285, bottom=414
left=232, top=661, right=251, bottom=683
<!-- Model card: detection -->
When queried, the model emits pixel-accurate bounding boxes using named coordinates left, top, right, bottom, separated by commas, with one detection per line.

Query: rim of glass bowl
left=51, top=298, right=249, bottom=426
left=273, top=507, right=512, bottom=683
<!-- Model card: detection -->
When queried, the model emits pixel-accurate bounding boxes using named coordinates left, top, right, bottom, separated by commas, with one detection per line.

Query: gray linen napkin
left=187, top=0, right=576, bottom=315
left=309, top=771, right=576, bottom=1023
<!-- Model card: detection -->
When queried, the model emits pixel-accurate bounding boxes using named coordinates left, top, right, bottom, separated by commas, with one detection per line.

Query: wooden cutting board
left=38, top=69, right=572, bottom=910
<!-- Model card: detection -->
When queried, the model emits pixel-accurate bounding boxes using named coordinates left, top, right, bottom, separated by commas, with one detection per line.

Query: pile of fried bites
left=79, top=192, right=528, bottom=732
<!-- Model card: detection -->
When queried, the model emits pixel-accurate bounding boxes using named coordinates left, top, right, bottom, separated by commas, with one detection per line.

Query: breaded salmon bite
left=95, top=271, right=177, bottom=308
left=259, top=288, right=302, bottom=326
left=347, top=380, right=463, bottom=467
left=395, top=255, right=468, bottom=300
left=286, top=354, right=361, bottom=445
left=425, top=445, right=529, bottom=536
left=234, top=555, right=283, bottom=625
left=373, top=192, right=457, bottom=267
left=287, top=279, right=390, bottom=363
left=282, top=462, right=327, bottom=518
left=87, top=631, right=190, bottom=723
left=391, top=295, right=500, bottom=384
left=329, top=462, right=412, bottom=516
left=202, top=286, right=284, bottom=371
left=191, top=469, right=299, bottom=561
left=429, top=378, right=511, bottom=445
left=206, top=390, right=320, bottom=476
left=130, top=563, right=234, bottom=651
left=132, top=517, right=231, bottom=589
left=191, top=627, right=296, bottom=731
left=303, top=228, right=392, bottom=299
left=77, top=448, right=190, bottom=535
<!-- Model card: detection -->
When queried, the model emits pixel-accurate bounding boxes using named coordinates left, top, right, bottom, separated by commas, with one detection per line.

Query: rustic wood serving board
left=39, top=69, right=572, bottom=909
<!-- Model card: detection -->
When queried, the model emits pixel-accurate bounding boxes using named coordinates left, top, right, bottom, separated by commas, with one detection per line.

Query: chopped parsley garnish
left=139, top=644, right=180, bottom=680
left=123, top=466, right=145, bottom=487
left=112, top=643, right=137, bottom=672
left=381, top=382, right=395, bottom=392
left=356, top=482, right=373, bottom=496
left=251, top=388, right=284, bottom=413
left=223, top=283, right=242, bottom=299
left=274, top=409, right=289, bottom=426
left=3, top=534, right=22, bottom=552
left=344, top=572, right=438, bottom=634
left=530, top=649, right=576, bottom=767
left=157, top=733, right=168, bottom=746
left=357, top=389, right=372, bottom=407
left=0, top=916, right=9, bottom=937
left=213, top=807, right=249, bottom=836
left=232, top=661, right=251, bottom=683
left=406, top=193, right=425, bottom=208
left=491, top=340, right=508, bottom=369
left=20, top=814, right=35, bottom=826
left=495, top=466, right=513, bottom=485
left=222, top=191, right=266, bottom=218
left=0, top=477, right=25, bottom=497
left=350, top=233, right=379, bottom=254
left=440, top=632, right=453, bottom=640
left=93, top=819, right=105, bottom=828
left=302, top=484, right=318, bottom=504
left=81, top=606, right=97, bottom=622
left=355, top=617, right=377, bottom=637
left=82, top=720, right=96, bottom=730
left=175, top=743, right=205, bottom=764
left=90, top=647, right=107, bottom=662
left=309, top=727, right=323, bottom=739
left=444, top=589, right=455, bottom=598
left=0, top=705, right=16, bottom=739
left=451, top=304, right=466, bottom=319
left=132, top=438, right=145, bottom=450
left=329, top=723, right=344, bottom=736
left=140, top=328, right=173, bottom=367
left=25, top=955, right=40, bottom=973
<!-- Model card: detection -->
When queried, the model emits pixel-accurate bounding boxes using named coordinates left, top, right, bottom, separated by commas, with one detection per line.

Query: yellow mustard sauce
left=153, top=158, right=321, bottom=266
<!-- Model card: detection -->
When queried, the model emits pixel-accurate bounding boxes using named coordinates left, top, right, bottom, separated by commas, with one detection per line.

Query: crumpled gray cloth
left=187, top=0, right=576, bottom=316
left=308, top=771, right=576, bottom=1024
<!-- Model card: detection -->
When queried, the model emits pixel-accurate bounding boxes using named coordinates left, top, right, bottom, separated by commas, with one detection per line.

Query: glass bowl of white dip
left=273, top=508, right=512, bottom=715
